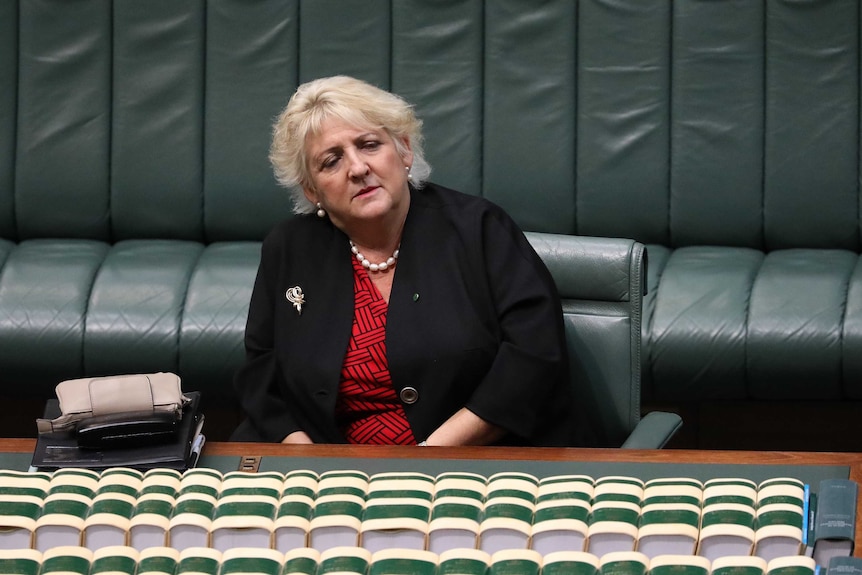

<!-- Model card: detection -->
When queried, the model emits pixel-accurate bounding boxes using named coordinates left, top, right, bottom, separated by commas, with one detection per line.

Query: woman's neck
left=344, top=193, right=410, bottom=255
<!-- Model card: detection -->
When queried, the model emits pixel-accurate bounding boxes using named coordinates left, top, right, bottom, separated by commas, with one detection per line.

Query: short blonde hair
left=270, top=75, right=431, bottom=215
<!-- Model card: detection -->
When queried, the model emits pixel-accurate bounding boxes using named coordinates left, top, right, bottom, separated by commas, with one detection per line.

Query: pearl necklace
left=350, top=241, right=399, bottom=272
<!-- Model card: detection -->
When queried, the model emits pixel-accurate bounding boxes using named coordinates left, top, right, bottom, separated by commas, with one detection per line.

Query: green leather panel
left=526, top=233, right=645, bottom=446
left=204, top=0, right=296, bottom=242
left=6, top=0, right=853, bottom=250
left=843, top=261, right=862, bottom=398
left=641, top=244, right=671, bottom=400
left=112, top=0, right=204, bottom=241
left=764, top=0, right=859, bottom=250
left=650, top=247, right=763, bottom=401
left=84, top=240, right=203, bottom=376
left=621, top=411, right=682, bottom=449
left=670, top=0, right=764, bottom=249
left=526, top=232, right=635, bottom=303
left=179, top=242, right=259, bottom=400
left=565, top=310, right=635, bottom=447
left=299, top=0, right=390, bottom=86
left=577, top=0, right=670, bottom=244
left=16, top=0, right=111, bottom=241
left=0, top=238, right=11, bottom=270
left=392, top=0, right=483, bottom=198
left=0, top=0, right=15, bottom=238
left=543, top=234, right=649, bottom=445
left=483, top=0, right=576, bottom=233
left=748, top=250, right=857, bottom=399
left=644, top=246, right=671, bottom=300
left=0, top=240, right=109, bottom=396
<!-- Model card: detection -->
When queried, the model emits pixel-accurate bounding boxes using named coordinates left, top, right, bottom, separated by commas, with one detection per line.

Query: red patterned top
left=335, top=256, right=417, bottom=445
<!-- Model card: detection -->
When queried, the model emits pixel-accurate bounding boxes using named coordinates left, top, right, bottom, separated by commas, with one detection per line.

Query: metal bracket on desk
left=238, top=455, right=261, bottom=472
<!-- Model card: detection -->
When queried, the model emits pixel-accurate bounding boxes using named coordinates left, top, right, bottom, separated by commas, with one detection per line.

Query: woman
left=232, top=75, right=575, bottom=446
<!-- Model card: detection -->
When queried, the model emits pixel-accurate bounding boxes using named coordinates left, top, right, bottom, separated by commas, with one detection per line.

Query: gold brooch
left=285, top=286, right=305, bottom=315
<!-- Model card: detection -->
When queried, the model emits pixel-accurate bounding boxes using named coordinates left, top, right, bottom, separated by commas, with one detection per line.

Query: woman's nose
left=346, top=150, right=369, bottom=179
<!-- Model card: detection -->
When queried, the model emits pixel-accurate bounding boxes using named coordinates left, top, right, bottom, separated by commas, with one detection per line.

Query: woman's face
left=303, top=117, right=413, bottom=232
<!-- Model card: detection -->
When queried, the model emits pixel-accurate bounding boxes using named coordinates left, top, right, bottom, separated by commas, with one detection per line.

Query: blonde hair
left=270, top=76, right=431, bottom=215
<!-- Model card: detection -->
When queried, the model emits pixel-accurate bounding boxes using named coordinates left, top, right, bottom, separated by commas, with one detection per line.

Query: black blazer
left=232, top=183, right=575, bottom=446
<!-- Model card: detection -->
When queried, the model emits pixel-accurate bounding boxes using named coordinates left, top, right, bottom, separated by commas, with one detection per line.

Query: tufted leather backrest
left=2, top=0, right=860, bottom=251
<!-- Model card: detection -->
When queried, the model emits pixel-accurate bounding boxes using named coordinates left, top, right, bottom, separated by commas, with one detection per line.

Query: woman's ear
left=400, top=136, right=414, bottom=167
left=302, top=185, right=317, bottom=205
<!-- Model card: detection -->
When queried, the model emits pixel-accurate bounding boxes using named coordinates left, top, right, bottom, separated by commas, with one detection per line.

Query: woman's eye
left=321, top=156, right=339, bottom=170
left=361, top=140, right=381, bottom=150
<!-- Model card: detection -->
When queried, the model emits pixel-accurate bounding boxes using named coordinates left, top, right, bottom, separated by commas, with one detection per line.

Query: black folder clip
left=76, top=410, right=179, bottom=450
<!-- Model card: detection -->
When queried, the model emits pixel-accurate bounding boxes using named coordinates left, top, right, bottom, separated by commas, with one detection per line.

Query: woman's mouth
left=355, top=185, right=379, bottom=198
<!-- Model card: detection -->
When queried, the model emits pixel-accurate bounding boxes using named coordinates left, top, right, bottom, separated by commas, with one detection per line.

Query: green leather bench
left=1, top=0, right=860, bottom=446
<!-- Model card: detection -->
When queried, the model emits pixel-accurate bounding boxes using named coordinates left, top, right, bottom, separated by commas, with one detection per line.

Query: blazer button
left=400, top=386, right=419, bottom=404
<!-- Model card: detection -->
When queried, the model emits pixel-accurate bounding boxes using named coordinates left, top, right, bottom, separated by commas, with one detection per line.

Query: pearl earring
left=406, top=166, right=413, bottom=182
left=316, top=203, right=326, bottom=218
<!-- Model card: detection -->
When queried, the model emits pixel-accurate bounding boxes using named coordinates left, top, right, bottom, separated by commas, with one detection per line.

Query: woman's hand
left=281, top=430, right=314, bottom=444
left=423, top=408, right=505, bottom=446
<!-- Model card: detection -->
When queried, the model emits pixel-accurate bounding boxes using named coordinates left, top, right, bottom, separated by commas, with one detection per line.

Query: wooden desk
left=2, top=438, right=860, bottom=556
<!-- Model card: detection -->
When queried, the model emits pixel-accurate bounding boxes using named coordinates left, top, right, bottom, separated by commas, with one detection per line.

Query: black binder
left=31, top=391, right=205, bottom=471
